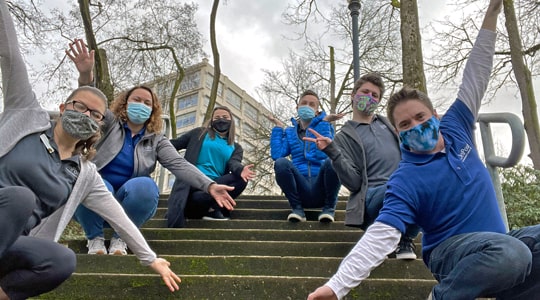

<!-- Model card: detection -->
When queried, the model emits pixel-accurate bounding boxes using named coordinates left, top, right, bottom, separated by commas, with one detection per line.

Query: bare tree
left=205, top=0, right=221, bottom=123
left=428, top=0, right=540, bottom=168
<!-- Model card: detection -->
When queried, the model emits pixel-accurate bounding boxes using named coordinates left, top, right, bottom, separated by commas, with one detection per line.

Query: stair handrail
left=477, top=112, right=525, bottom=231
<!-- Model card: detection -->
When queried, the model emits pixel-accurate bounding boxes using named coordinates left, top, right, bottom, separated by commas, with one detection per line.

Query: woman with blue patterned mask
left=67, top=38, right=236, bottom=257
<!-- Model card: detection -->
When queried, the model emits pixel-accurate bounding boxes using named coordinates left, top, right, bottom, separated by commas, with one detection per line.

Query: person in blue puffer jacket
left=269, top=90, right=341, bottom=222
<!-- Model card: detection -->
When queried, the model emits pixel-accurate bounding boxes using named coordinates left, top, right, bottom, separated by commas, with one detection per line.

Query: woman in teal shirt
left=167, top=106, right=256, bottom=227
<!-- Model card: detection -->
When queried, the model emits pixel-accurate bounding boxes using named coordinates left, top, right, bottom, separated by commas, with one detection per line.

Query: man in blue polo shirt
left=307, top=0, right=540, bottom=299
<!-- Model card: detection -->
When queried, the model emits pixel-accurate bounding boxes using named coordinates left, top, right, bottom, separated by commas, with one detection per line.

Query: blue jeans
left=428, top=224, right=540, bottom=299
left=74, top=177, right=159, bottom=239
left=364, top=184, right=420, bottom=239
left=274, top=158, right=340, bottom=213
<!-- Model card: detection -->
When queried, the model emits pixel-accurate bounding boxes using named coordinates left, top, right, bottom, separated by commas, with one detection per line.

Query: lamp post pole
left=348, top=0, right=361, bottom=82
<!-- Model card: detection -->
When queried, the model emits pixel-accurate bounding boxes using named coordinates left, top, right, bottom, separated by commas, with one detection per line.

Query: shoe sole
left=88, top=250, right=106, bottom=255
left=395, top=253, right=417, bottom=260
left=109, top=250, right=127, bottom=256
left=318, top=217, right=334, bottom=223
left=202, top=216, right=230, bottom=221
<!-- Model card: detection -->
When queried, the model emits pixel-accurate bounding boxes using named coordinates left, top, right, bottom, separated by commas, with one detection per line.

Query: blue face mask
left=399, top=116, right=440, bottom=152
left=352, top=94, right=379, bottom=115
left=127, top=102, right=152, bottom=124
left=297, top=106, right=316, bottom=121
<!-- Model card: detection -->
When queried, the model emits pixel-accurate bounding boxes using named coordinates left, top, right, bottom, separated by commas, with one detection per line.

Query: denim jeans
left=74, top=176, right=159, bottom=239
left=364, top=184, right=420, bottom=239
left=274, top=157, right=340, bottom=213
left=428, top=224, right=540, bottom=300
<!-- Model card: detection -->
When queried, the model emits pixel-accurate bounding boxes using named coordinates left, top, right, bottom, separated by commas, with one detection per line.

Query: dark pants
left=274, top=158, right=340, bottom=213
left=0, top=187, right=76, bottom=299
left=185, top=173, right=247, bottom=219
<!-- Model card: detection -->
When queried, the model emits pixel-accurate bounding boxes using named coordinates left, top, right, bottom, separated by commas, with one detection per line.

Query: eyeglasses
left=65, top=100, right=105, bottom=121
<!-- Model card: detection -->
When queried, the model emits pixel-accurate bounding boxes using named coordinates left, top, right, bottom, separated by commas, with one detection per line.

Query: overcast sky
left=191, top=0, right=537, bottom=164
left=5, top=0, right=537, bottom=164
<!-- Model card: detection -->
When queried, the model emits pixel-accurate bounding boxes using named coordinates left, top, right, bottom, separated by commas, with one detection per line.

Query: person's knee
left=493, top=240, right=532, bottom=284
left=274, top=157, right=292, bottom=173
left=51, top=246, right=77, bottom=279
left=4, top=186, right=36, bottom=217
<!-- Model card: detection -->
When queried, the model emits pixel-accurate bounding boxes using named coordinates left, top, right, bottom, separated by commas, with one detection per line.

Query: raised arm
left=457, top=0, right=502, bottom=119
left=65, top=38, right=95, bottom=86
left=0, top=0, right=39, bottom=111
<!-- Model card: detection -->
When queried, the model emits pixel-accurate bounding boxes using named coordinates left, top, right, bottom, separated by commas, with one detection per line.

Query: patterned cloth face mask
left=352, top=94, right=379, bottom=115
left=297, top=106, right=316, bottom=121
left=127, top=102, right=152, bottom=124
left=61, top=110, right=99, bottom=140
left=399, top=116, right=441, bottom=152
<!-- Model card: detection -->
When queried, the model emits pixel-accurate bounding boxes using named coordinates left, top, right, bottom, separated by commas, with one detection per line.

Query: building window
left=226, top=89, right=242, bottom=110
left=244, top=123, right=256, bottom=138
left=180, top=72, right=200, bottom=92
left=177, top=93, right=199, bottom=111
left=176, top=111, right=196, bottom=129
left=244, top=102, right=258, bottom=122
left=205, top=73, right=223, bottom=97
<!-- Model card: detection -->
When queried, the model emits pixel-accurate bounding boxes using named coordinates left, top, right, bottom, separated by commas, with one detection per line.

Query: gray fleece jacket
left=0, top=0, right=155, bottom=266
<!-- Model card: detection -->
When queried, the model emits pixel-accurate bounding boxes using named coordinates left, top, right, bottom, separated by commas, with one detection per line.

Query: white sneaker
left=87, top=237, right=107, bottom=255
left=109, top=237, right=128, bottom=255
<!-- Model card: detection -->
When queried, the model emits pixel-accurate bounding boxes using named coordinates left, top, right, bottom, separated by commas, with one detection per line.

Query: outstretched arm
left=308, top=222, right=401, bottom=299
left=0, top=0, right=38, bottom=111
left=457, top=0, right=502, bottom=118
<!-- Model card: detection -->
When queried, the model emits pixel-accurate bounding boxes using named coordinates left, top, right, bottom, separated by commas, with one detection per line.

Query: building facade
left=147, top=59, right=279, bottom=195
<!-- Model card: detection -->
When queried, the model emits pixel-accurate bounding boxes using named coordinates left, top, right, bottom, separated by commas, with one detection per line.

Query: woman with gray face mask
left=0, top=2, right=182, bottom=298
left=66, top=38, right=237, bottom=256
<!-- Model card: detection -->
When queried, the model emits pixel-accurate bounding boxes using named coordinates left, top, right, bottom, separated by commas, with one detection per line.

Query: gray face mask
left=61, top=110, right=99, bottom=140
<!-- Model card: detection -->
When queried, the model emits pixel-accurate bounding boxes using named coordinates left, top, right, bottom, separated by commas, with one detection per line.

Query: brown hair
left=110, top=85, right=163, bottom=133
left=299, top=89, right=319, bottom=101
left=63, top=86, right=107, bottom=160
left=387, top=87, right=433, bottom=127
left=200, top=106, right=236, bottom=145
left=351, top=73, right=385, bottom=99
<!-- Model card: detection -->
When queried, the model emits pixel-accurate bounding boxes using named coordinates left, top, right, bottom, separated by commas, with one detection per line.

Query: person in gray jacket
left=0, top=2, right=181, bottom=298
left=305, top=73, right=419, bottom=260
left=66, top=39, right=236, bottom=255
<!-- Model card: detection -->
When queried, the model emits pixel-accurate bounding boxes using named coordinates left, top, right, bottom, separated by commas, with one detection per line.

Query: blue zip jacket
left=270, top=111, right=333, bottom=177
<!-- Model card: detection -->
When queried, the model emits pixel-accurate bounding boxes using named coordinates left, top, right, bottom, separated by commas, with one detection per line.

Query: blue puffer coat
left=270, top=111, right=334, bottom=177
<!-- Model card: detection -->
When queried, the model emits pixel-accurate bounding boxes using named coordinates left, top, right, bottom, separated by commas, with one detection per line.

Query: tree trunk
left=329, top=46, right=337, bottom=115
left=78, top=0, right=114, bottom=104
left=205, top=0, right=221, bottom=123
left=399, top=0, right=427, bottom=93
left=503, top=0, right=540, bottom=168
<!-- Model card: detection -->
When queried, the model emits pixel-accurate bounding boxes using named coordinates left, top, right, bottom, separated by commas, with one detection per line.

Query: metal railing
left=477, top=113, right=525, bottom=231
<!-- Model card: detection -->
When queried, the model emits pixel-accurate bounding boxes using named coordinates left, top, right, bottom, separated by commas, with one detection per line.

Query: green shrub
left=500, top=164, right=540, bottom=230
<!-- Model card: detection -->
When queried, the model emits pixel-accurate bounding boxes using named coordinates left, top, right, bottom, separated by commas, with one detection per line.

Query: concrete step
left=104, top=228, right=363, bottom=242
left=159, top=199, right=348, bottom=210
left=37, top=274, right=435, bottom=300
left=154, top=207, right=347, bottom=221
left=73, top=254, right=434, bottom=279
left=142, top=218, right=352, bottom=230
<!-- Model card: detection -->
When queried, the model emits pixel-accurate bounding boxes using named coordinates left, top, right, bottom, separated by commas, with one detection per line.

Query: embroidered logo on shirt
left=459, top=144, right=472, bottom=162
left=65, top=165, right=80, bottom=178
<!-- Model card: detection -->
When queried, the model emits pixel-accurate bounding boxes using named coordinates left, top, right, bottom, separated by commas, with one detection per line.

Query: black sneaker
left=202, top=210, right=230, bottom=221
left=395, top=237, right=417, bottom=260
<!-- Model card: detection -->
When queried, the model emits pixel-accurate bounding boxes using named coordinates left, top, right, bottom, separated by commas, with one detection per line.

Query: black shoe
left=395, top=237, right=417, bottom=260
left=202, top=210, right=230, bottom=221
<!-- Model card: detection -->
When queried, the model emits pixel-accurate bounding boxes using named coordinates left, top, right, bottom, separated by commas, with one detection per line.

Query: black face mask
left=212, top=119, right=231, bottom=133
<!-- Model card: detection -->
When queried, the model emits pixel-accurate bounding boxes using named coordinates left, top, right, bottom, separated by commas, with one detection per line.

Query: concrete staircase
left=37, top=195, right=436, bottom=299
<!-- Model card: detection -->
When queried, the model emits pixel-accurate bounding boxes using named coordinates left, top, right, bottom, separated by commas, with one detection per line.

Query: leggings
left=0, top=186, right=76, bottom=299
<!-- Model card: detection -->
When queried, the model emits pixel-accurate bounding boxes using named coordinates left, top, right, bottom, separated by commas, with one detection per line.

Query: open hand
left=240, top=164, right=256, bottom=182
left=267, top=115, right=286, bottom=128
left=65, top=38, right=94, bottom=84
left=208, top=183, right=236, bottom=211
left=149, top=258, right=182, bottom=292
left=307, top=285, right=338, bottom=300
left=323, top=113, right=346, bottom=123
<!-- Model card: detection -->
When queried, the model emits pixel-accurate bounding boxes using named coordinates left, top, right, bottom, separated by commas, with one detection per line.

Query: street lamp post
left=348, top=0, right=361, bottom=82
